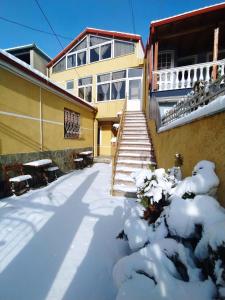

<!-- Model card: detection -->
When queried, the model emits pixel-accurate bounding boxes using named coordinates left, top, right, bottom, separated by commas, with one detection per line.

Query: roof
left=150, top=2, right=225, bottom=28
left=0, top=49, right=97, bottom=113
left=47, top=27, right=143, bottom=68
left=5, top=43, right=51, bottom=61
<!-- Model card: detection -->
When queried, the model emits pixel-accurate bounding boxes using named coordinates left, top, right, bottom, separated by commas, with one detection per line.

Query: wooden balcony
left=153, top=59, right=225, bottom=92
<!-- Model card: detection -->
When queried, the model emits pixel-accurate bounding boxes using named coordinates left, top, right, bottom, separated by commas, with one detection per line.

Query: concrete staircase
left=112, top=110, right=156, bottom=197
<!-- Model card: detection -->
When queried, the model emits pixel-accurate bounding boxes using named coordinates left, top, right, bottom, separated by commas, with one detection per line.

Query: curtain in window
left=86, top=86, right=92, bottom=102
left=77, top=51, right=86, bottom=66
left=97, top=73, right=110, bottom=83
left=97, top=83, right=110, bottom=101
left=90, top=36, right=109, bottom=46
left=101, top=44, right=111, bottom=59
left=129, top=79, right=141, bottom=100
left=78, top=77, right=92, bottom=86
left=70, top=37, right=87, bottom=53
left=52, top=57, right=66, bottom=73
left=90, top=47, right=99, bottom=62
left=114, top=41, right=134, bottom=57
left=67, top=54, right=76, bottom=68
left=112, top=70, right=126, bottom=80
left=111, top=81, right=125, bottom=99
left=78, top=87, right=85, bottom=99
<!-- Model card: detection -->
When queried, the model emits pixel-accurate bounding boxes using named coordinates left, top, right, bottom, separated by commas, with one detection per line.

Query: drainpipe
left=39, top=86, right=43, bottom=151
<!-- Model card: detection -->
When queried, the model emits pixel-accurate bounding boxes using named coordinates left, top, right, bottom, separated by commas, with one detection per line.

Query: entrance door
left=127, top=78, right=142, bottom=111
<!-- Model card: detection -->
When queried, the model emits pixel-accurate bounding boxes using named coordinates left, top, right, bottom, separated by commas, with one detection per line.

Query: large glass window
left=114, top=40, right=135, bottom=57
left=90, top=47, right=100, bottom=63
left=52, top=57, right=66, bottom=73
left=69, top=37, right=87, bottom=53
left=111, top=81, right=125, bottom=99
left=90, top=42, right=112, bottom=63
left=97, top=83, right=110, bottom=101
left=67, top=54, right=76, bottom=68
left=78, top=76, right=92, bottom=102
left=77, top=51, right=86, bottom=66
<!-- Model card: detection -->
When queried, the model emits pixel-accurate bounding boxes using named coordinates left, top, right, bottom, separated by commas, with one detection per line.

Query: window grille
left=64, top=108, right=80, bottom=139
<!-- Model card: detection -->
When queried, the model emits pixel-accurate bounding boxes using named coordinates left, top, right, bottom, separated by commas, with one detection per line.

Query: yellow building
left=0, top=49, right=96, bottom=173
left=47, top=28, right=144, bottom=156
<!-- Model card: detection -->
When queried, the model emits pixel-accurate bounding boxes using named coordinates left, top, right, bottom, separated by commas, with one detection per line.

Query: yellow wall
left=99, top=122, right=113, bottom=156
left=49, top=43, right=143, bottom=120
left=148, top=112, right=225, bottom=206
left=0, top=67, right=94, bottom=155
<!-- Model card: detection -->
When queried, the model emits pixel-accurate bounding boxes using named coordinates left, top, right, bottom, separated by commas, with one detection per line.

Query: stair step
left=120, top=141, right=151, bottom=145
left=122, top=136, right=149, bottom=140
left=113, top=184, right=137, bottom=198
left=119, top=147, right=152, bottom=151
left=124, top=126, right=147, bottom=130
left=118, top=152, right=152, bottom=158
left=117, top=159, right=156, bottom=168
left=114, top=173, right=135, bottom=186
left=116, top=166, right=142, bottom=173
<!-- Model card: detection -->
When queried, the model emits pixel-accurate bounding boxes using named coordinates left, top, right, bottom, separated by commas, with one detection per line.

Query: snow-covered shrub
left=114, top=160, right=224, bottom=300
left=173, top=160, right=219, bottom=198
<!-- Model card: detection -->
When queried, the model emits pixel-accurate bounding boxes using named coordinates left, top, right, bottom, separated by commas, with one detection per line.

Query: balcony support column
left=153, top=41, right=158, bottom=91
left=212, top=27, right=219, bottom=80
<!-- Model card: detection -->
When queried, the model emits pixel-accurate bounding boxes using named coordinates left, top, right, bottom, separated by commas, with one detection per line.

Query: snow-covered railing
left=153, top=59, right=225, bottom=91
left=111, top=99, right=127, bottom=194
left=161, top=74, right=225, bottom=126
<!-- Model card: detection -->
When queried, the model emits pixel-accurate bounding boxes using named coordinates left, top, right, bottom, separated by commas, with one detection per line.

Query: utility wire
left=34, top=0, right=64, bottom=49
left=0, top=16, right=73, bottom=41
left=129, top=0, right=136, bottom=34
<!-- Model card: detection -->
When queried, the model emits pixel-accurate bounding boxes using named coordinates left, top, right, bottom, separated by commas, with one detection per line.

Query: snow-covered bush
left=114, top=160, right=224, bottom=300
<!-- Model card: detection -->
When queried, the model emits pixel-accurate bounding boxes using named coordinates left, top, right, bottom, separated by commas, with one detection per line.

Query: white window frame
left=158, top=50, right=175, bottom=70
left=78, top=76, right=93, bottom=102
left=96, top=68, right=142, bottom=103
left=51, top=34, right=137, bottom=72
left=66, top=79, right=74, bottom=91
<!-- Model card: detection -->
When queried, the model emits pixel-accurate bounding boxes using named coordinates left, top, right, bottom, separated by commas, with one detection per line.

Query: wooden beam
left=153, top=41, right=158, bottom=91
left=212, top=27, right=219, bottom=80
left=149, top=44, right=153, bottom=88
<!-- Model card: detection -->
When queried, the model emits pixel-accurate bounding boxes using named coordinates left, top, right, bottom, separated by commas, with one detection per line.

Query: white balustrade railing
left=153, top=59, right=225, bottom=91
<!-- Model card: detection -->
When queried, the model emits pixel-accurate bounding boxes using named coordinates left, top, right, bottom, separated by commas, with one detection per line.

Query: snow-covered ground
left=0, top=163, right=129, bottom=300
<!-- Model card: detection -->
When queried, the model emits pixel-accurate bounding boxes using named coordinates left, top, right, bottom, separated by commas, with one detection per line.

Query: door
left=127, top=78, right=142, bottom=111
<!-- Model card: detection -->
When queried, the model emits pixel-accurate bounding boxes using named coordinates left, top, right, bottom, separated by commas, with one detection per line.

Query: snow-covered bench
left=23, top=159, right=53, bottom=186
left=3, top=164, right=32, bottom=196
left=78, top=151, right=93, bottom=167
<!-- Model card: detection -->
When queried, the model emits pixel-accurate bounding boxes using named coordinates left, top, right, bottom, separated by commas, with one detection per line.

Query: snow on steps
left=118, top=153, right=153, bottom=161
left=112, top=184, right=137, bottom=197
left=117, top=159, right=156, bottom=168
left=114, top=173, right=135, bottom=186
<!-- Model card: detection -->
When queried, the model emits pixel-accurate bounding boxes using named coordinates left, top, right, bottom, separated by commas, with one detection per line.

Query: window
left=97, top=70, right=127, bottom=101
left=64, top=108, right=80, bottom=139
left=158, top=51, right=174, bottom=70
left=90, top=42, right=112, bottom=63
left=114, top=40, right=135, bottom=57
left=52, top=57, right=66, bottom=73
left=53, top=35, right=137, bottom=71
left=128, top=68, right=142, bottom=77
left=66, top=80, right=74, bottom=90
left=78, top=76, right=92, bottom=102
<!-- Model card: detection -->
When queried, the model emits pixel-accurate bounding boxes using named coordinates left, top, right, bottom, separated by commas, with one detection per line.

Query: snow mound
left=113, top=239, right=216, bottom=300
left=173, top=160, right=219, bottom=197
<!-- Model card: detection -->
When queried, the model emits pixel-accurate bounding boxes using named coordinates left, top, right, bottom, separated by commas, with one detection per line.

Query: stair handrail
left=111, top=98, right=127, bottom=194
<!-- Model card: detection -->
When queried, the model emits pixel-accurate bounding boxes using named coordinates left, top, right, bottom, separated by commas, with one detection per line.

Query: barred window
left=64, top=108, right=80, bottom=139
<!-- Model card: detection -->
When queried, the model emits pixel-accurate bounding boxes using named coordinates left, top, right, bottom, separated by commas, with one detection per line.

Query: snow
left=45, top=166, right=59, bottom=171
left=79, top=151, right=93, bottom=155
left=73, top=158, right=83, bottom=162
left=113, top=123, right=120, bottom=129
left=173, top=160, right=219, bottom=197
left=23, top=159, right=52, bottom=167
left=0, top=163, right=129, bottom=300
left=113, top=239, right=216, bottom=300
left=111, top=137, right=117, bottom=143
left=9, top=174, right=32, bottom=182
left=159, top=95, right=225, bottom=132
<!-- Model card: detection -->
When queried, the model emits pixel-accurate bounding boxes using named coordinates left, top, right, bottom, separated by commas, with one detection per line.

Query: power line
left=34, top=0, right=64, bottom=49
left=0, top=16, right=72, bottom=41
left=129, top=0, right=136, bottom=34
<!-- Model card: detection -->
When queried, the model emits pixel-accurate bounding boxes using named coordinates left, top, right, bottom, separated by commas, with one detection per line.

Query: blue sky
left=0, top=0, right=222, bottom=58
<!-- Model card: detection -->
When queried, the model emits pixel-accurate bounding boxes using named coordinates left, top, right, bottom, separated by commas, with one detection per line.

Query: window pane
left=90, top=47, right=100, bottom=62
left=52, top=57, right=66, bottom=73
left=129, top=79, right=141, bottom=100
left=79, top=87, right=85, bottom=99
left=112, top=70, right=126, bottom=80
left=111, top=81, right=126, bottom=100
left=90, top=35, right=109, bottom=46
left=114, top=41, right=135, bottom=57
left=66, top=80, right=74, bottom=90
left=69, top=37, right=87, bottom=52
left=85, top=86, right=92, bottom=102
left=101, top=43, right=111, bottom=60
left=97, top=73, right=110, bottom=83
left=97, top=83, right=110, bottom=101
left=67, top=54, right=76, bottom=68
left=78, top=76, right=92, bottom=86
left=128, top=68, right=143, bottom=77
left=77, top=51, right=86, bottom=66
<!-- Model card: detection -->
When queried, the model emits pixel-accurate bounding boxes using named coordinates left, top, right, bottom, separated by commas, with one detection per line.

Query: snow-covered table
left=78, top=151, right=93, bottom=167
left=23, top=159, right=53, bottom=187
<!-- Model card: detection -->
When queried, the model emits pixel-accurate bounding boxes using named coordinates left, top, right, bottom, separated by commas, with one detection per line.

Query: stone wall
left=0, top=147, right=92, bottom=180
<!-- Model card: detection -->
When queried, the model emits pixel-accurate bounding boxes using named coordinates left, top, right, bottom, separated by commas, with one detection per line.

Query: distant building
left=5, top=43, right=51, bottom=75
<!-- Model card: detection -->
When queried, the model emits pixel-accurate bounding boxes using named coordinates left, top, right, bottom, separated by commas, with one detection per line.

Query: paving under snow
left=0, top=163, right=129, bottom=300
